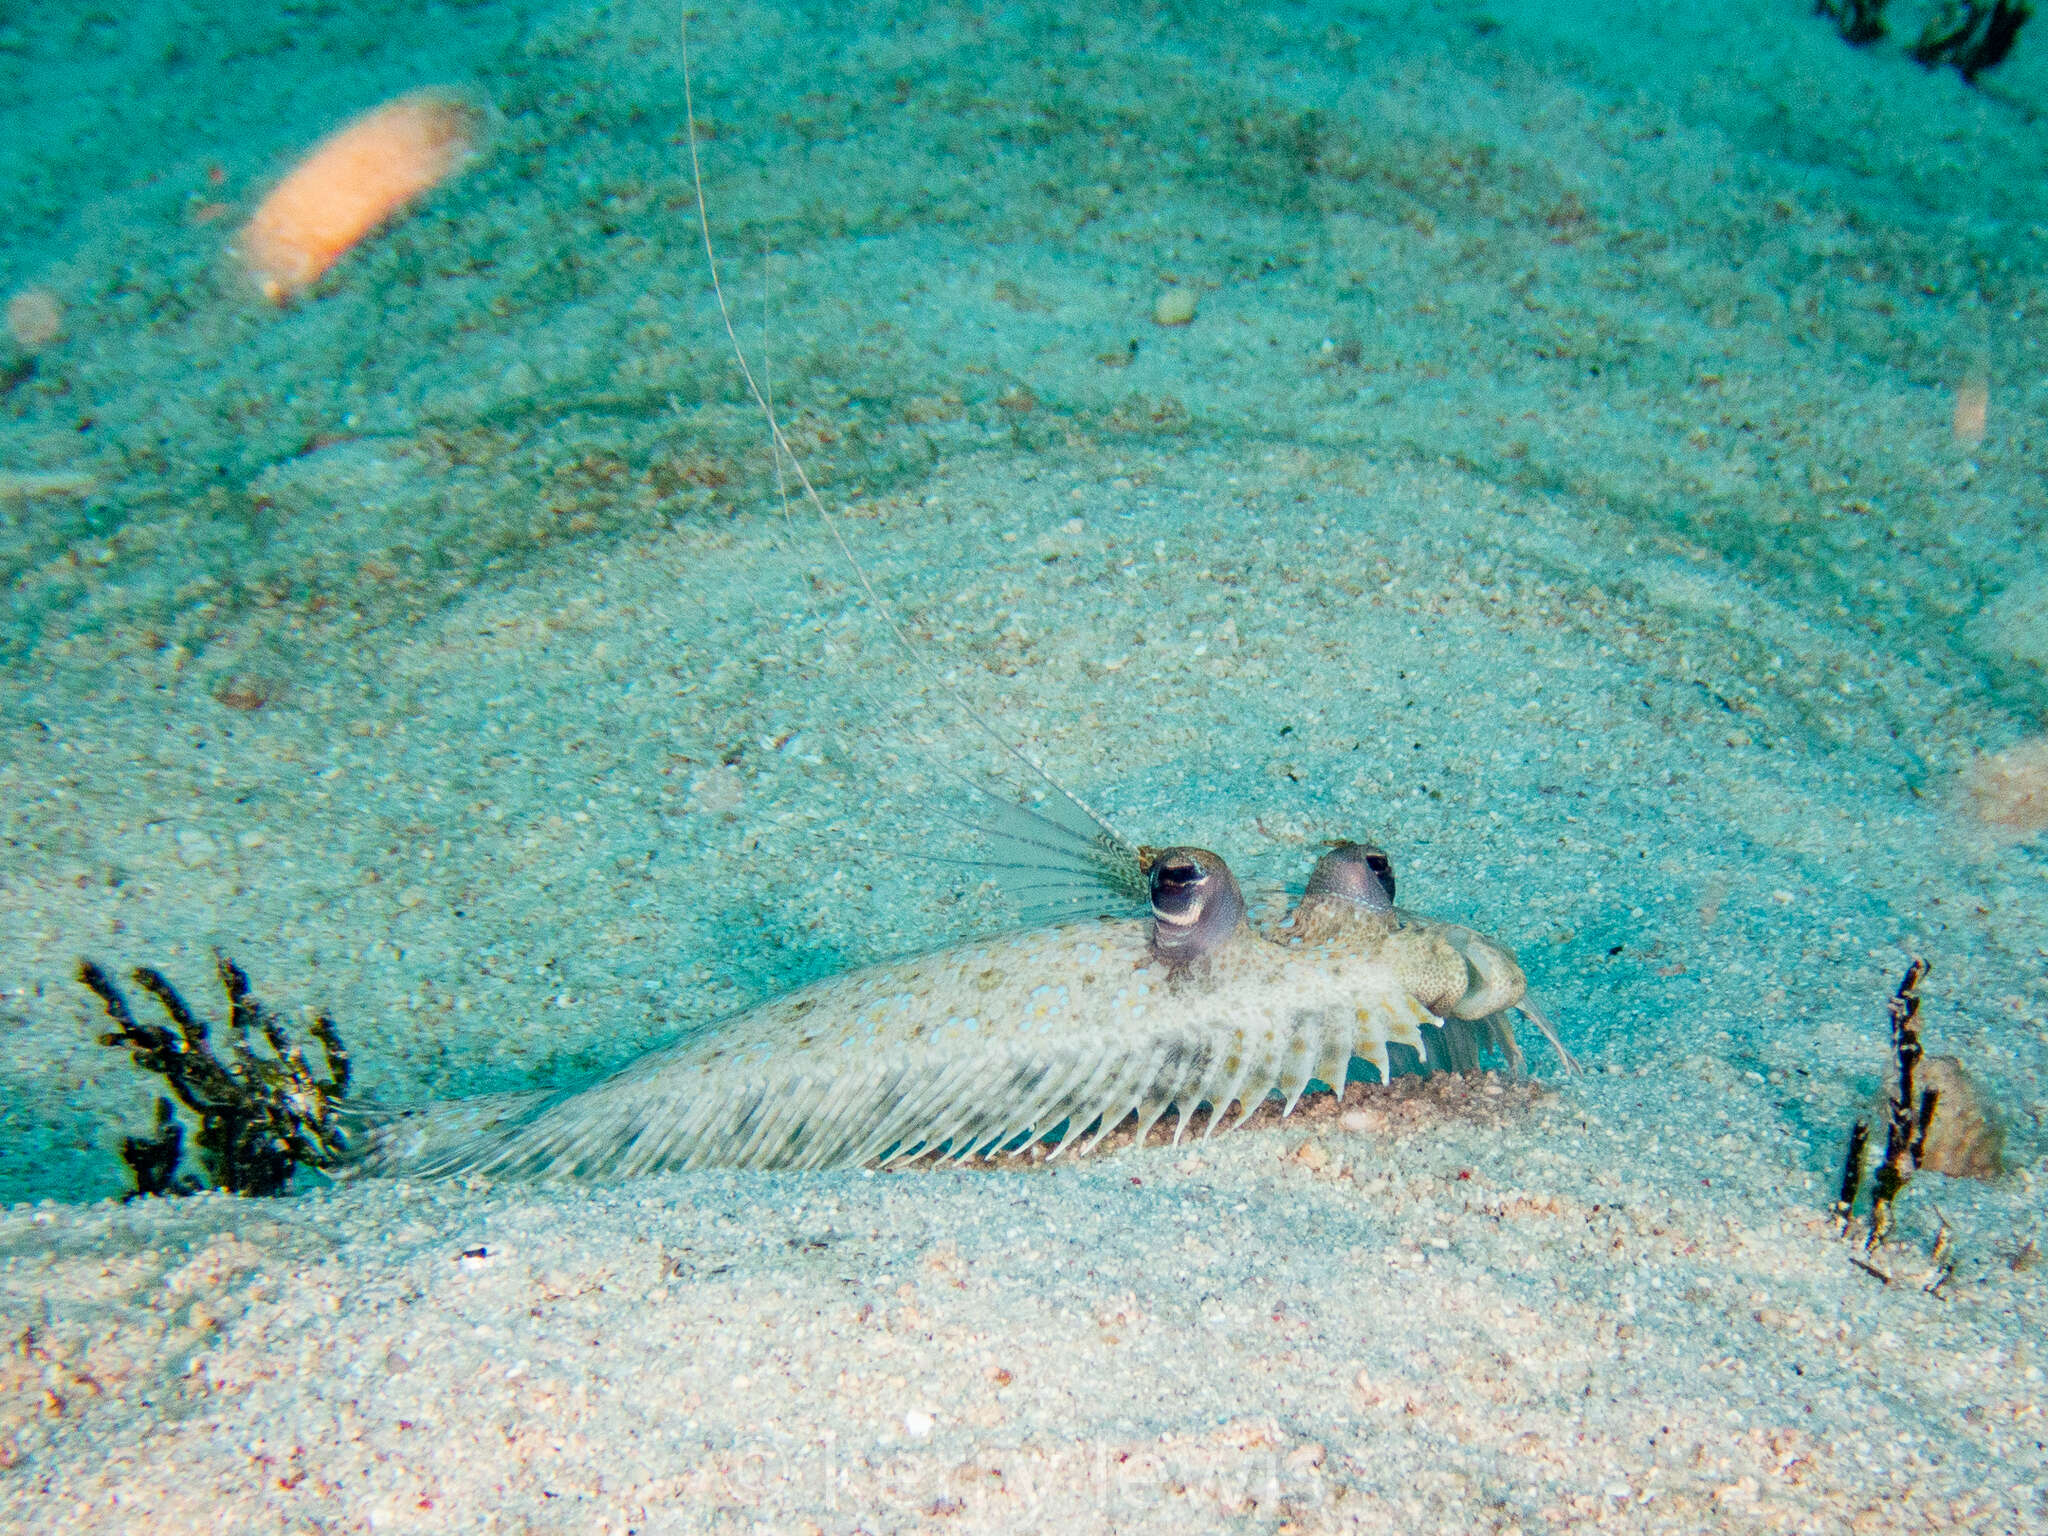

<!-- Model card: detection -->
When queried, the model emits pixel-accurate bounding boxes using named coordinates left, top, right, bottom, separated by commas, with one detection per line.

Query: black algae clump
left=119, top=1097, right=196, bottom=1198
left=1816, top=0, right=1890, bottom=45
left=1910, top=0, right=2034, bottom=80
left=80, top=953, right=352, bottom=1197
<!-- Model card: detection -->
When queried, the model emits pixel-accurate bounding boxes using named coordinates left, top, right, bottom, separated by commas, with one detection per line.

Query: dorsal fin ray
left=679, top=18, right=1142, bottom=923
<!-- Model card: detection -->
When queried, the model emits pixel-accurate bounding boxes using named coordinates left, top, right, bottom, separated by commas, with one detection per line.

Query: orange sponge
left=239, top=90, right=477, bottom=303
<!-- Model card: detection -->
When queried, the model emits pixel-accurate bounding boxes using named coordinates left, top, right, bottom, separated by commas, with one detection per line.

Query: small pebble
left=5, top=288, right=62, bottom=350
left=1153, top=286, right=1198, bottom=326
left=1289, top=1140, right=1330, bottom=1171
left=1285, top=1441, right=1327, bottom=1473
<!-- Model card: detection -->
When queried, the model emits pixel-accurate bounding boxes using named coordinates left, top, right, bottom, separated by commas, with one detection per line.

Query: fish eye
left=1150, top=859, right=1209, bottom=920
left=1145, top=847, right=1247, bottom=966
left=1305, top=840, right=1395, bottom=908
left=1364, top=848, right=1395, bottom=899
left=1149, top=851, right=1223, bottom=926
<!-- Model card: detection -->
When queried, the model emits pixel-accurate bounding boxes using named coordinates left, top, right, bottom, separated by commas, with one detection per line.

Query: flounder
left=356, top=835, right=1573, bottom=1179
left=347, top=40, right=1576, bottom=1183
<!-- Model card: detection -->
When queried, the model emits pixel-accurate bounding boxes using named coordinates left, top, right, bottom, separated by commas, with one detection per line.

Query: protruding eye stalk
left=1144, top=847, right=1247, bottom=969
left=1304, top=840, right=1395, bottom=910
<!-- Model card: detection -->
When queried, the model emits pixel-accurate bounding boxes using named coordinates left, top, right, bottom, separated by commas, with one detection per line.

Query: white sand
left=3, top=1067, right=2043, bottom=1532
left=3, top=0, right=2046, bottom=1529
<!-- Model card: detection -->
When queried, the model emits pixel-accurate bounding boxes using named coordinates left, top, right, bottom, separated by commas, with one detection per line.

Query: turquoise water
left=2, top=0, right=2044, bottom=1202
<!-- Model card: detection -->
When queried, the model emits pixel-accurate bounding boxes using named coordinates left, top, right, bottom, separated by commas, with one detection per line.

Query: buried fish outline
left=338, top=23, right=1576, bottom=1182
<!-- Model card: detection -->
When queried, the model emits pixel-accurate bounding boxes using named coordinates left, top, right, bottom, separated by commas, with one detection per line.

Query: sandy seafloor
left=5, top=0, right=2048, bottom=1530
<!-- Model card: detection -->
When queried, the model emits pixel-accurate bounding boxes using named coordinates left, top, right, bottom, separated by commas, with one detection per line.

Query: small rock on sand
left=1152, top=285, right=1198, bottom=326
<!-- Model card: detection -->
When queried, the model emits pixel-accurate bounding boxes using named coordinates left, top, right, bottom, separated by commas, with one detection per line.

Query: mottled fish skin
left=358, top=902, right=1512, bottom=1180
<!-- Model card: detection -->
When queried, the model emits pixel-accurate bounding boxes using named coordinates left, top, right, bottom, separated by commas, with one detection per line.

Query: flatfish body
left=361, top=904, right=1476, bottom=1179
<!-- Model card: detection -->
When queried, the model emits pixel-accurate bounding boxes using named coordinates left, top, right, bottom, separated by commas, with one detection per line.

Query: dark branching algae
left=80, top=954, right=351, bottom=1198
left=116, top=1097, right=193, bottom=1199
left=1827, top=959, right=2001, bottom=1293
left=1816, top=0, right=2032, bottom=77
left=1854, top=959, right=1935, bottom=1252
left=1816, top=0, right=1891, bottom=46
left=1909, top=0, right=2034, bottom=80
